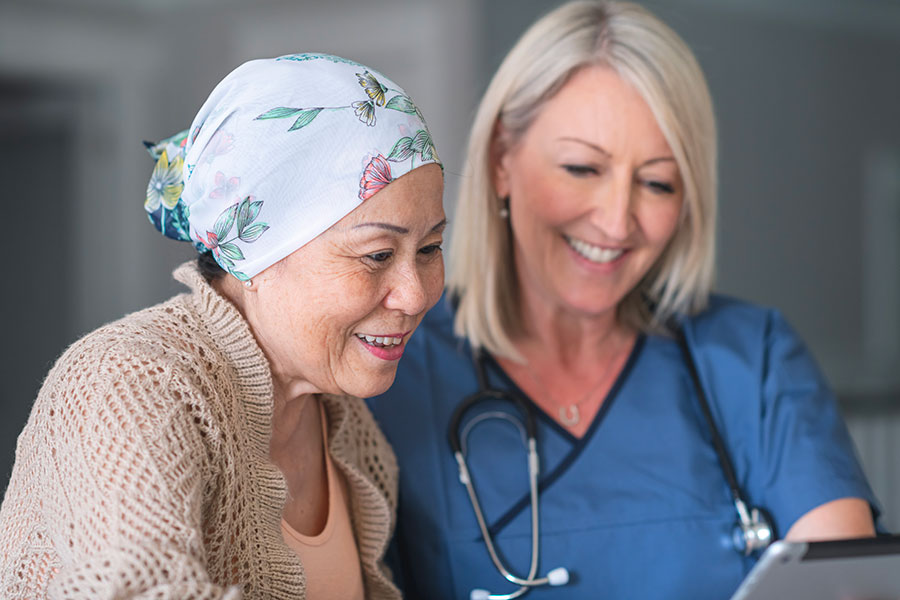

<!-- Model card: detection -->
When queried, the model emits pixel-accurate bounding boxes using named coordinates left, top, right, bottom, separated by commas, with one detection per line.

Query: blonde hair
left=447, top=0, right=717, bottom=359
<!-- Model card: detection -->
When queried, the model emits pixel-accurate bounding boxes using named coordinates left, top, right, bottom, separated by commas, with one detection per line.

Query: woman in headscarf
left=0, top=53, right=444, bottom=600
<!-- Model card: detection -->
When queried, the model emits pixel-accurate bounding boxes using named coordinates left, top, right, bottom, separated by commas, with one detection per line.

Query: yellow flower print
left=356, top=70, right=387, bottom=106
left=352, top=100, right=376, bottom=127
left=145, top=149, right=184, bottom=211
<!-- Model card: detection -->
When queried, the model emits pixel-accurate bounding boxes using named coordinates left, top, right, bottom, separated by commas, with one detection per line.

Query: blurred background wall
left=1, top=0, right=898, bottom=529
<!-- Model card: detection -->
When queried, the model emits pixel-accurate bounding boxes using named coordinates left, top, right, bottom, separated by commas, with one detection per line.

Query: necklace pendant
left=559, top=405, right=580, bottom=427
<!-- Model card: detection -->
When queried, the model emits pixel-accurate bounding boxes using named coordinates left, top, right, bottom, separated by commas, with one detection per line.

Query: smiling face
left=237, top=163, right=445, bottom=399
left=494, top=65, right=684, bottom=322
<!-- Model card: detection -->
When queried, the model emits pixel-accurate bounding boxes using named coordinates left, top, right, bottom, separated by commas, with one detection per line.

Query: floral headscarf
left=144, top=53, right=440, bottom=282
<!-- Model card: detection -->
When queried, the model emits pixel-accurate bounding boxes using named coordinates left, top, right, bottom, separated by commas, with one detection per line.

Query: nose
left=383, top=262, right=431, bottom=316
left=591, top=170, right=634, bottom=241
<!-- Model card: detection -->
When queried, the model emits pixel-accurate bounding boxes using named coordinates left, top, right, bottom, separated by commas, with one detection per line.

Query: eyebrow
left=641, top=157, right=677, bottom=167
left=556, top=136, right=676, bottom=167
left=558, top=136, right=611, bottom=156
left=353, top=218, right=447, bottom=234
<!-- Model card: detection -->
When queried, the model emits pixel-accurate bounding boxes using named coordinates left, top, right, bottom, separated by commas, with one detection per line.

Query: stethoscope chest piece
left=732, top=501, right=774, bottom=556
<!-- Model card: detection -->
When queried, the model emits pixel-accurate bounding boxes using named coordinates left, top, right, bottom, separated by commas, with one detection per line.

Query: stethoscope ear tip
left=470, top=589, right=491, bottom=600
left=548, top=567, right=570, bottom=586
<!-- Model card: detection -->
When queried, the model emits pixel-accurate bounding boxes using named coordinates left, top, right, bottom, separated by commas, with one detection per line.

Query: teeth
left=356, top=334, right=403, bottom=347
left=566, top=236, right=624, bottom=263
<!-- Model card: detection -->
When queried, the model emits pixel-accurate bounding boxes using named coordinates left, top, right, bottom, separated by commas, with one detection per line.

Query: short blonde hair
left=447, top=0, right=717, bottom=359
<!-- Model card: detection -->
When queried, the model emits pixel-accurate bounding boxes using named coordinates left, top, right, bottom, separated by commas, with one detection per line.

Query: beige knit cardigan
left=0, top=262, right=401, bottom=599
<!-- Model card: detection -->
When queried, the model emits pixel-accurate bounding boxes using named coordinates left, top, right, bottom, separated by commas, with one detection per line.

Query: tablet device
left=730, top=535, right=900, bottom=600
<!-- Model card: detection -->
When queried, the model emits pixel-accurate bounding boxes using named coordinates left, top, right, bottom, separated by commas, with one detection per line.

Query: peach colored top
left=281, top=402, right=364, bottom=600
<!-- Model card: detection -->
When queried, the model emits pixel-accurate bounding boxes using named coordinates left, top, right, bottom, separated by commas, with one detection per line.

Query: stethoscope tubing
left=449, top=384, right=548, bottom=590
left=452, top=438, right=545, bottom=588
left=675, top=329, right=774, bottom=554
left=449, top=332, right=774, bottom=596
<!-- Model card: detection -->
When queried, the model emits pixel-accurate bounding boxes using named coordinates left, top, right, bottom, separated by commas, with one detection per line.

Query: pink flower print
left=205, top=232, right=219, bottom=252
left=194, top=228, right=220, bottom=253
left=359, top=155, right=393, bottom=200
left=201, top=130, right=235, bottom=164
left=209, top=172, right=240, bottom=200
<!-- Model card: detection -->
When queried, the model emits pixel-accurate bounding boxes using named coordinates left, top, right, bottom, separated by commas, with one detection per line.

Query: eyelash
left=419, top=243, right=442, bottom=256
left=644, top=180, right=676, bottom=195
left=365, top=243, right=443, bottom=263
left=366, top=251, right=393, bottom=263
left=562, top=164, right=599, bottom=177
left=563, top=165, right=676, bottom=195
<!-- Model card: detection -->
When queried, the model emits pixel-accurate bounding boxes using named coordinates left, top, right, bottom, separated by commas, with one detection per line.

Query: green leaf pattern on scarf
left=203, top=196, right=270, bottom=281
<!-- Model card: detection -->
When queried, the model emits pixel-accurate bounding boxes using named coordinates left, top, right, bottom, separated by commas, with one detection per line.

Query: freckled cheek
left=317, top=318, right=356, bottom=372
left=423, top=261, right=445, bottom=309
left=337, top=279, right=392, bottom=326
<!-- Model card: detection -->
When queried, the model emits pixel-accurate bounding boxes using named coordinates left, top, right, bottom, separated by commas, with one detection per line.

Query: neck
left=271, top=391, right=316, bottom=444
left=515, top=282, right=627, bottom=372
left=212, top=272, right=322, bottom=403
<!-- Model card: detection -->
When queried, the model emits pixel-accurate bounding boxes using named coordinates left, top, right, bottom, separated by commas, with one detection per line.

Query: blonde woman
left=367, top=2, right=878, bottom=598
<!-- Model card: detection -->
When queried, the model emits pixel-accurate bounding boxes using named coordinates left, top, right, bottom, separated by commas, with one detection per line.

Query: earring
left=244, top=279, right=253, bottom=288
left=499, top=196, right=510, bottom=219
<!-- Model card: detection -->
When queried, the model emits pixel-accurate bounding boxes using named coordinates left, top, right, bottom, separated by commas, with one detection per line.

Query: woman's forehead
left=334, top=164, right=445, bottom=231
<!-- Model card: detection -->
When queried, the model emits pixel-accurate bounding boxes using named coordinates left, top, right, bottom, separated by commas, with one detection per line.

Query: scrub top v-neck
left=366, top=293, right=879, bottom=600
left=469, top=338, right=645, bottom=539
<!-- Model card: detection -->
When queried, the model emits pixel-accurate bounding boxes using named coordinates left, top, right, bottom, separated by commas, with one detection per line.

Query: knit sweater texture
left=0, top=262, right=401, bottom=599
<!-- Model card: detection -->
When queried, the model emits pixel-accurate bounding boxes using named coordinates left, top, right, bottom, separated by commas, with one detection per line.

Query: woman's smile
left=354, top=331, right=411, bottom=361
left=355, top=334, right=408, bottom=361
left=563, top=234, right=627, bottom=264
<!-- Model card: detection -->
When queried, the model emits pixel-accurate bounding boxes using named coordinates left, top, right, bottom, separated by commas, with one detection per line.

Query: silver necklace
left=524, top=369, right=609, bottom=427
left=521, top=342, right=625, bottom=428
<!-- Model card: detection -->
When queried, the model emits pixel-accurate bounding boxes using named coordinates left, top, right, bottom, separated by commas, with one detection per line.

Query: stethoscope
left=447, top=328, right=775, bottom=600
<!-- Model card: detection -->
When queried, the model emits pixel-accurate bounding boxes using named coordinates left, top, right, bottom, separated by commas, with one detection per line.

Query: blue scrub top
left=367, top=293, right=879, bottom=600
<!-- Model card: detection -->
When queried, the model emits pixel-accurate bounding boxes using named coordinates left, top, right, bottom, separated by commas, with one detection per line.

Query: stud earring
left=499, top=196, right=510, bottom=219
left=244, top=280, right=253, bottom=288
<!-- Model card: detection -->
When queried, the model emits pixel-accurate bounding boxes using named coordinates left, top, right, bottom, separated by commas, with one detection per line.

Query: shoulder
left=11, top=294, right=227, bottom=503
left=33, top=293, right=223, bottom=440
left=686, top=294, right=779, bottom=338
left=45, top=262, right=243, bottom=398
left=676, top=293, right=827, bottom=404
left=48, top=293, right=208, bottom=382
left=681, top=294, right=802, bottom=361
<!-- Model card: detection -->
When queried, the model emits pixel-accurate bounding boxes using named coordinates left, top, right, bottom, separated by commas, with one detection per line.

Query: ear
left=489, top=121, right=512, bottom=199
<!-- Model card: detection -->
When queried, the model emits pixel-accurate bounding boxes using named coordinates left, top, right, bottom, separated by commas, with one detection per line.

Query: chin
left=562, top=284, right=630, bottom=314
left=339, top=371, right=397, bottom=399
